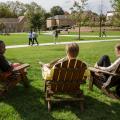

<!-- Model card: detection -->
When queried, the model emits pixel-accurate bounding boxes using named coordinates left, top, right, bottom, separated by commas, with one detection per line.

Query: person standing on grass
left=32, top=31, right=39, bottom=46
left=102, top=29, right=107, bottom=37
left=53, top=29, right=59, bottom=44
left=28, top=31, right=33, bottom=46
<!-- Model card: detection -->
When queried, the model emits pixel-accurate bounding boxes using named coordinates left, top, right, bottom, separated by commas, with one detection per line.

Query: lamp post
left=99, top=0, right=103, bottom=37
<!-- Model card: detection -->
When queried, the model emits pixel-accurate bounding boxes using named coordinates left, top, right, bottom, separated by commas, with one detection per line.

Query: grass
left=0, top=41, right=120, bottom=120
left=0, top=32, right=120, bottom=46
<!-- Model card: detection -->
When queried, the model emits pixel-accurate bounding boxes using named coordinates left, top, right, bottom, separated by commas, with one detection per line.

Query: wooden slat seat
left=0, top=64, right=30, bottom=95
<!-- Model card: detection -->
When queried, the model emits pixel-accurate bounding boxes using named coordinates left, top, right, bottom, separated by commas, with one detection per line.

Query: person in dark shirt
left=0, top=40, right=12, bottom=73
left=0, top=40, right=26, bottom=77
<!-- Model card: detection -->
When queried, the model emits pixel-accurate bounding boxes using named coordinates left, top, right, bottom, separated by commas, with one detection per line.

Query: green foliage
left=0, top=2, right=17, bottom=18
left=25, top=2, right=46, bottom=31
left=111, top=0, right=120, bottom=26
left=50, top=6, right=64, bottom=16
left=6, top=1, right=26, bottom=17
left=70, top=0, right=88, bottom=40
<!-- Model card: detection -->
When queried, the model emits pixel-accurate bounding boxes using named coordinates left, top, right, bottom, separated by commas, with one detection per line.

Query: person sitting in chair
left=95, top=44, right=120, bottom=90
left=40, top=43, right=85, bottom=80
left=95, top=44, right=120, bottom=72
left=0, top=40, right=26, bottom=78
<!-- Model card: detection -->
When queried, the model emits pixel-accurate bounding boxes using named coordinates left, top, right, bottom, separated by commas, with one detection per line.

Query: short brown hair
left=66, top=43, right=79, bottom=58
left=115, top=44, right=120, bottom=51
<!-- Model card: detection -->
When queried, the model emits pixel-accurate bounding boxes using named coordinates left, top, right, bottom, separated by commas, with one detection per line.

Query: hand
left=102, top=83, right=108, bottom=88
left=95, top=66, right=99, bottom=69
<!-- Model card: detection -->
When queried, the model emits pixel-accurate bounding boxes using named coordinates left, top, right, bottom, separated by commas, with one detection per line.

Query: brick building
left=0, top=16, right=29, bottom=33
left=46, top=15, right=75, bottom=29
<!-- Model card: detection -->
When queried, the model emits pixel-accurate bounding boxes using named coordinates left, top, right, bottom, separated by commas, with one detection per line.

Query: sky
left=0, top=0, right=113, bottom=14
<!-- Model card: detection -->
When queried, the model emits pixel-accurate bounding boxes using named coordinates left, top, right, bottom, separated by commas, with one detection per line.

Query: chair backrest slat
left=51, top=59, right=87, bottom=92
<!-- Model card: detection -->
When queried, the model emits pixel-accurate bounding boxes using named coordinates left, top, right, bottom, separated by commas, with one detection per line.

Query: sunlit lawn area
left=0, top=41, right=120, bottom=120
left=0, top=32, right=120, bottom=46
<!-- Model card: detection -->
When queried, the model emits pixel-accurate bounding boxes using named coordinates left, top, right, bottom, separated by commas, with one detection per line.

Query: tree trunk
left=39, top=29, right=40, bottom=35
left=78, top=24, right=81, bottom=40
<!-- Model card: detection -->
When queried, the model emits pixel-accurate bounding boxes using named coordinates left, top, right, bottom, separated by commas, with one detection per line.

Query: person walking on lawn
left=28, top=31, right=33, bottom=46
left=32, top=31, right=39, bottom=46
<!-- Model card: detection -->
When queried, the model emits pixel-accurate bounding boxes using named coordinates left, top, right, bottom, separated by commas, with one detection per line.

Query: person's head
left=115, top=44, right=120, bottom=57
left=0, top=40, right=6, bottom=54
left=66, top=43, right=79, bottom=59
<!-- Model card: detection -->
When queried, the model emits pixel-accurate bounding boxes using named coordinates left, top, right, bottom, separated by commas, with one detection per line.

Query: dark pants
left=29, top=38, right=33, bottom=45
left=98, top=55, right=120, bottom=97
left=97, top=55, right=111, bottom=67
left=33, top=37, right=39, bottom=45
left=97, top=55, right=111, bottom=82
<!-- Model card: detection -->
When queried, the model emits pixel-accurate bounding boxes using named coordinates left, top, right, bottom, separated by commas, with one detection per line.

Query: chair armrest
left=13, top=64, right=30, bottom=72
left=89, top=67, right=118, bottom=76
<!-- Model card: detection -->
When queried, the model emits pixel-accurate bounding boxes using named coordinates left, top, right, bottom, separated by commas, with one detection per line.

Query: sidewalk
left=42, top=32, right=120, bottom=38
left=6, top=39, right=120, bottom=49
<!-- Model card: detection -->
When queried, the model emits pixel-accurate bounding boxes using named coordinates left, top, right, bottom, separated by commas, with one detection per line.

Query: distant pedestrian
left=32, top=31, right=39, bottom=46
left=28, top=31, right=33, bottom=45
left=102, top=29, right=107, bottom=37
left=53, top=29, right=59, bottom=44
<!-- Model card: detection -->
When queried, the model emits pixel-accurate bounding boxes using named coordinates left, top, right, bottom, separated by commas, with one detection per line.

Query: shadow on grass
left=0, top=82, right=120, bottom=120
left=0, top=82, right=55, bottom=120
left=51, top=96, right=120, bottom=120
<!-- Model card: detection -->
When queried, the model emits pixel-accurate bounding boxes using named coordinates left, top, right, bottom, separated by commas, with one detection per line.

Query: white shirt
left=99, top=57, right=120, bottom=72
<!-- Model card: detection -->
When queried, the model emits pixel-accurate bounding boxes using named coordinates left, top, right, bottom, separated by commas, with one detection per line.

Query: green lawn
left=0, top=33, right=120, bottom=46
left=0, top=41, right=120, bottom=120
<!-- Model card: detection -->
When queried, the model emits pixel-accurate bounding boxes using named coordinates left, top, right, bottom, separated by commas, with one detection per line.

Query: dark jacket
left=0, top=54, right=12, bottom=72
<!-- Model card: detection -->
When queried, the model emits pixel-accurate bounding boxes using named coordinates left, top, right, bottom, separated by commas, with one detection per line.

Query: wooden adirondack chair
left=0, top=64, right=30, bottom=95
left=89, top=65, right=120, bottom=99
left=44, top=59, right=87, bottom=112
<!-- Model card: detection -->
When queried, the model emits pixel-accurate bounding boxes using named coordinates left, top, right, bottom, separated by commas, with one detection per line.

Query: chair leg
left=21, top=75, right=29, bottom=88
left=102, top=88, right=118, bottom=99
left=89, top=75, right=94, bottom=91
left=80, top=101, right=84, bottom=112
left=48, top=101, right=51, bottom=112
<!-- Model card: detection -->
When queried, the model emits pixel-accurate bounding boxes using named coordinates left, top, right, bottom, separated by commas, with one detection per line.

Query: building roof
left=0, top=16, right=25, bottom=23
left=0, top=18, right=18, bottom=23
left=18, top=16, right=25, bottom=23
left=47, top=15, right=69, bottom=20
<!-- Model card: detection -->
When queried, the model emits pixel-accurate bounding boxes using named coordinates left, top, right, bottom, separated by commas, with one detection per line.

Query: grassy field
left=0, top=32, right=120, bottom=46
left=0, top=41, right=120, bottom=120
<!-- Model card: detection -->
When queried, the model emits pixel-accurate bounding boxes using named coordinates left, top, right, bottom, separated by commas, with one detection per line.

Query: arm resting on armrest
left=89, top=67, right=119, bottom=76
left=12, top=64, right=30, bottom=72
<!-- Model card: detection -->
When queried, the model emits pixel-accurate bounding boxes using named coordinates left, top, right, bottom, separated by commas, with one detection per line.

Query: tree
left=25, top=2, right=46, bottom=32
left=70, top=0, right=88, bottom=40
left=6, top=1, right=26, bottom=16
left=88, top=12, right=99, bottom=29
left=0, top=1, right=26, bottom=17
left=111, top=0, right=120, bottom=26
left=0, top=2, right=16, bottom=18
left=50, top=6, right=64, bottom=16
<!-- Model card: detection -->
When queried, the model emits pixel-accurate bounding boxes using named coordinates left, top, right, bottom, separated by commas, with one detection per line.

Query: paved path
left=10, top=32, right=120, bottom=38
left=43, top=32, right=120, bottom=38
left=6, top=39, right=120, bottom=49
